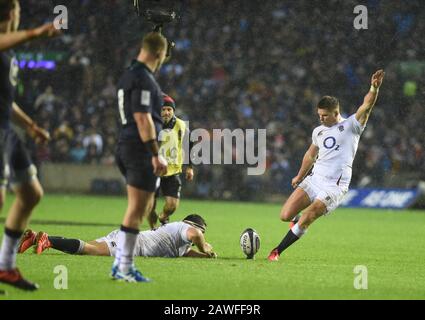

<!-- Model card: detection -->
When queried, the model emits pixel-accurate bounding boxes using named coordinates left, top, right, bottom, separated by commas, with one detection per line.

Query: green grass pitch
left=0, top=194, right=424, bottom=300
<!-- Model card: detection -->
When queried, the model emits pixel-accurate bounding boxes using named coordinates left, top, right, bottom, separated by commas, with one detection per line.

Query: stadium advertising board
left=341, top=188, right=420, bottom=209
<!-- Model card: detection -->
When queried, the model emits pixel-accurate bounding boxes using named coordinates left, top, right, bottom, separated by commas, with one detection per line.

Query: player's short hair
left=142, top=32, right=168, bottom=57
left=183, top=214, right=207, bottom=233
left=0, top=0, right=16, bottom=22
left=317, top=96, right=340, bottom=111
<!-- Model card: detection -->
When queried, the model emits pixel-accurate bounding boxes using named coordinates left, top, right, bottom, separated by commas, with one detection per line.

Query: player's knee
left=279, top=209, right=293, bottom=222
left=16, top=184, right=43, bottom=210
left=28, top=185, right=43, bottom=207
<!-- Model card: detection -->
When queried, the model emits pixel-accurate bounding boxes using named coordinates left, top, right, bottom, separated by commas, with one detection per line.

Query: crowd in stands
left=15, top=0, right=425, bottom=199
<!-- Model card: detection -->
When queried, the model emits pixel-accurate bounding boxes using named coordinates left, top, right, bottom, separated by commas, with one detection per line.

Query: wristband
left=145, top=139, right=159, bottom=156
left=370, top=85, right=379, bottom=93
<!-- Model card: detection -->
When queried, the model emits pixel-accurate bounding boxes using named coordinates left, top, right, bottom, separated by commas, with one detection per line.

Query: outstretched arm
left=0, top=23, right=60, bottom=51
left=355, top=70, right=385, bottom=127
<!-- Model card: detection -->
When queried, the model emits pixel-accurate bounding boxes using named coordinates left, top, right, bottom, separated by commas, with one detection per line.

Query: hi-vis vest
left=159, top=117, right=186, bottom=177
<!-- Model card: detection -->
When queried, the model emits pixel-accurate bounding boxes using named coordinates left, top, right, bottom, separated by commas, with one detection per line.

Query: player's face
left=161, top=106, right=174, bottom=123
left=317, top=108, right=339, bottom=127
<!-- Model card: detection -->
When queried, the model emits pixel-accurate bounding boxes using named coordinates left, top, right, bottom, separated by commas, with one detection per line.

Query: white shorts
left=96, top=229, right=144, bottom=257
left=96, top=230, right=119, bottom=257
left=298, top=173, right=348, bottom=214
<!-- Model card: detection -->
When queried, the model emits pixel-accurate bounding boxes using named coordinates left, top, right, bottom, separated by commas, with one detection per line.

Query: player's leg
left=19, top=229, right=111, bottom=256
left=297, top=200, right=327, bottom=230
left=3, top=131, right=42, bottom=230
left=158, top=175, right=181, bottom=224
left=0, top=178, right=42, bottom=269
left=280, top=200, right=327, bottom=252
left=147, top=192, right=159, bottom=229
left=113, top=185, right=154, bottom=277
left=83, top=241, right=111, bottom=256
left=0, top=133, right=40, bottom=290
left=121, top=186, right=155, bottom=228
left=33, top=231, right=87, bottom=255
left=268, top=178, right=315, bottom=261
left=269, top=200, right=327, bottom=262
left=279, top=187, right=311, bottom=223
left=159, top=196, right=179, bottom=224
left=112, top=143, right=157, bottom=282
left=6, top=179, right=43, bottom=231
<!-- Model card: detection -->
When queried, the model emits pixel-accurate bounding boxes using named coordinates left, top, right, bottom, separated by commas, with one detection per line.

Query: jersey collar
left=325, top=116, right=345, bottom=129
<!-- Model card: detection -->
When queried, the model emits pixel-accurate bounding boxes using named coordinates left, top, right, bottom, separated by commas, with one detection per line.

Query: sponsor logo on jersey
left=323, top=136, right=337, bottom=149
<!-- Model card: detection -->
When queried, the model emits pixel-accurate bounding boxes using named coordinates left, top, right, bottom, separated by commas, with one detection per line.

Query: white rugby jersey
left=311, top=114, right=365, bottom=187
left=135, top=222, right=192, bottom=257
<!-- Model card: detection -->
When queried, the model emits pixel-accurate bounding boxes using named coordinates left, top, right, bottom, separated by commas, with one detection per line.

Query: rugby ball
left=240, top=228, right=260, bottom=259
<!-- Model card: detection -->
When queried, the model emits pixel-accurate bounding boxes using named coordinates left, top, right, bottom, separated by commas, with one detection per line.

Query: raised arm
left=355, top=69, right=385, bottom=126
left=0, top=23, right=60, bottom=51
left=291, top=143, right=319, bottom=188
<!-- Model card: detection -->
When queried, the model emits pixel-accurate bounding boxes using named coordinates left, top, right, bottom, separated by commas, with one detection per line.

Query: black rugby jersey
left=117, top=60, right=163, bottom=144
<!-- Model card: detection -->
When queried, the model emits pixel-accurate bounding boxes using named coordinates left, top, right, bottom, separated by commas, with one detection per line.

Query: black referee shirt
left=117, top=60, right=163, bottom=144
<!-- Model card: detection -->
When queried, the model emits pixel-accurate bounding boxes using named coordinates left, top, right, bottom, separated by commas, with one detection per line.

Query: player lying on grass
left=18, top=214, right=217, bottom=259
left=268, top=70, right=385, bottom=262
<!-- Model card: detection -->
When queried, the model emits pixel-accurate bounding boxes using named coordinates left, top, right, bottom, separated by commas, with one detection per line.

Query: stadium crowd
left=15, top=0, right=425, bottom=200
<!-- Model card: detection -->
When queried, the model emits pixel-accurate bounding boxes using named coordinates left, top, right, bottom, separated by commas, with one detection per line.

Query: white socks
left=0, top=228, right=22, bottom=271
left=114, top=226, right=138, bottom=274
left=291, top=222, right=306, bottom=238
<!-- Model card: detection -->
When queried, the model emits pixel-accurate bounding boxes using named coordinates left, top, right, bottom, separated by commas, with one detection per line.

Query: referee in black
left=111, top=32, right=168, bottom=282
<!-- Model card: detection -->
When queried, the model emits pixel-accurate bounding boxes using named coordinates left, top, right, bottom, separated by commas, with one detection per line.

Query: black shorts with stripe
left=156, top=174, right=182, bottom=199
